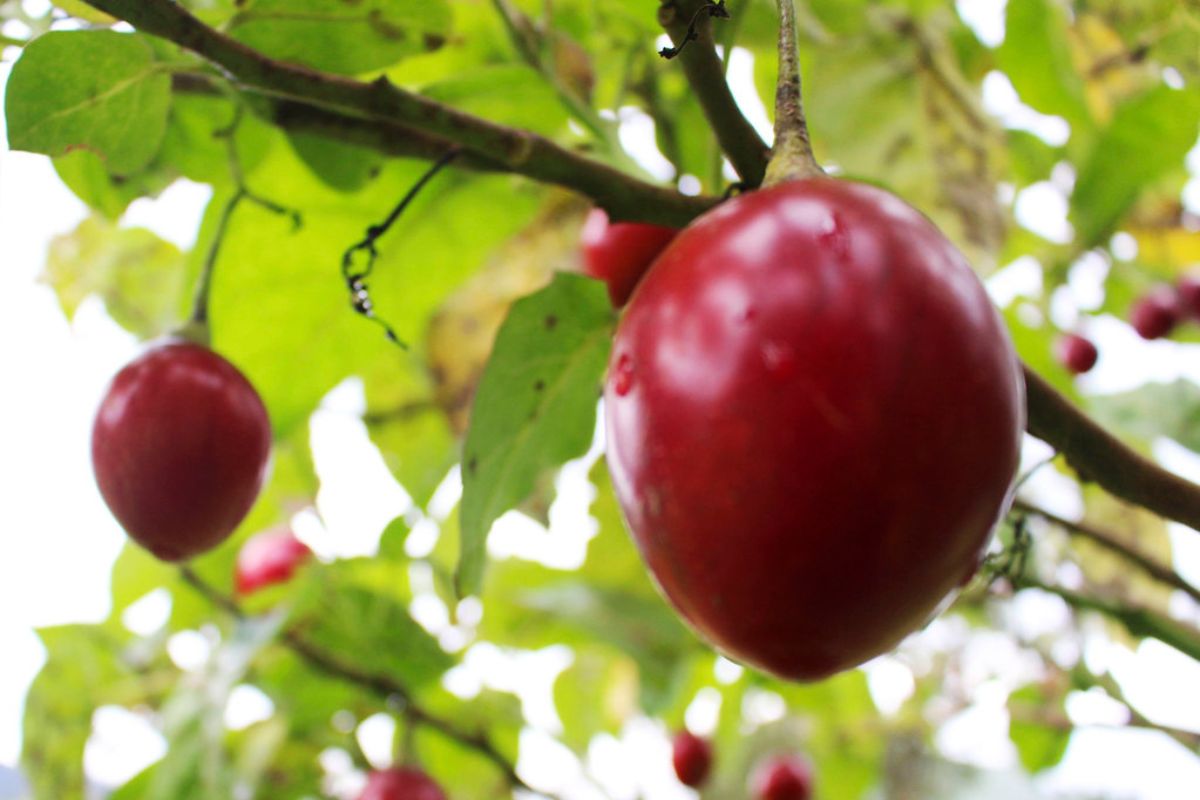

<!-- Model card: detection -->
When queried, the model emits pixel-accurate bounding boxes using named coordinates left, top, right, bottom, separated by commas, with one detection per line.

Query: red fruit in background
left=235, top=528, right=312, bottom=594
left=1177, top=273, right=1200, bottom=320
left=92, top=340, right=272, bottom=562
left=1054, top=333, right=1098, bottom=374
left=1129, top=286, right=1180, bottom=340
left=752, top=755, right=813, bottom=800
left=358, top=767, right=447, bottom=800
left=672, top=729, right=713, bottom=787
left=581, top=207, right=678, bottom=307
left=604, top=178, right=1023, bottom=681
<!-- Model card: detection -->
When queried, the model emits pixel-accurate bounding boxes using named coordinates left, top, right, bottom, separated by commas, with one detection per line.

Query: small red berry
left=235, top=528, right=312, bottom=595
left=358, top=767, right=447, bottom=800
left=1177, top=273, right=1200, bottom=320
left=581, top=208, right=678, bottom=307
left=671, top=730, right=713, bottom=787
left=1129, top=287, right=1181, bottom=340
left=1054, top=333, right=1098, bottom=374
left=753, top=755, right=814, bottom=800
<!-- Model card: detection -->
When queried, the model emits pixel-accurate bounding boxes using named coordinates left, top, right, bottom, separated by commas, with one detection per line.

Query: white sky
left=3, top=1, right=1200, bottom=797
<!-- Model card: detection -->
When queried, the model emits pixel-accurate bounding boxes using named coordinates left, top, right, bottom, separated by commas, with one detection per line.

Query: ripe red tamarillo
left=604, top=177, right=1024, bottom=681
left=92, top=340, right=272, bottom=562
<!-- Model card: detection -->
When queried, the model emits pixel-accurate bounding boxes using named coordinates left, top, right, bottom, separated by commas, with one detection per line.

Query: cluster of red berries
left=1055, top=272, right=1200, bottom=376
left=672, top=730, right=814, bottom=799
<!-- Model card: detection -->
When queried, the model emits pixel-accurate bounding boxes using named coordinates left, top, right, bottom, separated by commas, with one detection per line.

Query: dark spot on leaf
left=430, top=365, right=447, bottom=386
left=367, top=9, right=406, bottom=41
left=544, top=314, right=558, bottom=330
left=424, top=33, right=447, bottom=50
left=467, top=456, right=478, bottom=475
left=460, top=316, right=480, bottom=334
left=533, top=379, right=545, bottom=392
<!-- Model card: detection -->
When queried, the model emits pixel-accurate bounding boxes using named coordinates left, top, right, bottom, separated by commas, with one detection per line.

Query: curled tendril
left=659, top=0, right=730, bottom=59
left=340, top=148, right=462, bottom=348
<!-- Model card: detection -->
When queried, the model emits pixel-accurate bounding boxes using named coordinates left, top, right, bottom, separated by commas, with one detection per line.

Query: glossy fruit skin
left=1054, top=333, right=1098, bottom=374
left=605, top=178, right=1023, bottom=681
left=581, top=207, right=678, bottom=307
left=1129, top=287, right=1180, bottom=340
left=753, top=755, right=813, bottom=800
left=92, top=340, right=272, bottom=562
left=1177, top=273, right=1200, bottom=320
left=672, top=730, right=714, bottom=787
left=358, top=767, right=447, bottom=800
left=235, top=528, right=312, bottom=594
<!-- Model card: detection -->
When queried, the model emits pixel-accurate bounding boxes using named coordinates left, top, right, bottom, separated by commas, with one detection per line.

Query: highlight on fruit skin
left=235, top=527, right=313, bottom=595
left=671, top=729, right=714, bottom=787
left=91, top=339, right=272, bottom=562
left=604, top=177, right=1024, bottom=682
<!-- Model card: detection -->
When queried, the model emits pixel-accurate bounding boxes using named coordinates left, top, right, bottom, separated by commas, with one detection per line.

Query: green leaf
left=21, top=626, right=132, bottom=799
left=554, top=646, right=638, bottom=753
left=5, top=31, right=171, bottom=174
left=1071, top=84, right=1200, bottom=246
left=290, top=560, right=452, bottom=689
left=457, top=273, right=614, bottom=596
left=228, top=0, right=451, bottom=76
left=43, top=216, right=189, bottom=340
left=1009, top=688, right=1070, bottom=772
left=1089, top=379, right=1200, bottom=454
left=995, top=0, right=1092, bottom=133
left=52, top=148, right=175, bottom=221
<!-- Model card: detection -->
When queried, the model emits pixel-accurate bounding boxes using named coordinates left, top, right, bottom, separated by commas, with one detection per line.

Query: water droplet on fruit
left=818, top=212, right=849, bottom=260
left=761, top=341, right=797, bottom=381
left=612, top=353, right=635, bottom=396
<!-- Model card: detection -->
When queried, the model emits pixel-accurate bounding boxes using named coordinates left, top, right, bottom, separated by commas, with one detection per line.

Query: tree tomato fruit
left=1176, top=273, right=1200, bottom=321
left=1129, top=287, right=1181, bottom=340
left=235, top=528, right=312, bottom=594
left=358, top=767, right=447, bottom=800
left=581, top=207, right=678, bottom=307
left=604, top=178, right=1023, bottom=681
left=752, top=755, right=813, bottom=800
left=1054, top=333, right=1098, bottom=375
left=672, top=729, right=714, bottom=787
left=92, top=340, right=272, bottom=562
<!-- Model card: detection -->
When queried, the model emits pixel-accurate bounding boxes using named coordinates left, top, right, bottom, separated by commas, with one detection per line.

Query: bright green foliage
left=4, top=0, right=1200, bottom=797
left=228, top=0, right=453, bottom=76
left=459, top=273, right=613, bottom=596
left=6, top=31, right=170, bottom=174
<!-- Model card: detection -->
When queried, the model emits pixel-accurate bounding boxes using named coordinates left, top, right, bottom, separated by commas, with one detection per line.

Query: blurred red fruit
left=1129, top=287, right=1181, bottom=340
left=1054, top=333, right=1098, bottom=374
left=358, top=767, right=446, bottom=800
left=753, top=755, right=814, bottom=800
left=235, top=528, right=312, bottom=595
left=580, top=207, right=678, bottom=307
left=672, top=729, right=713, bottom=787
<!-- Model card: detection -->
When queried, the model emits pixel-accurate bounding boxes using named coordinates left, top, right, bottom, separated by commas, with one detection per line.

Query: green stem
left=182, top=190, right=243, bottom=344
left=762, top=0, right=822, bottom=186
left=1015, top=576, right=1200, bottom=663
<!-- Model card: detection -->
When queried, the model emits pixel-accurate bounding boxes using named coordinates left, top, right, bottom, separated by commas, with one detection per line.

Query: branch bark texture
left=86, top=0, right=1200, bottom=535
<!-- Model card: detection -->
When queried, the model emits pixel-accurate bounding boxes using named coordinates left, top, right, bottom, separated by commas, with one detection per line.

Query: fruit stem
left=182, top=190, right=243, bottom=346
left=762, top=0, right=823, bottom=187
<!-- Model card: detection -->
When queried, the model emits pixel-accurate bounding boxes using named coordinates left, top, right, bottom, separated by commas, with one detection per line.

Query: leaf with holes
left=5, top=30, right=171, bottom=175
left=458, top=273, right=614, bottom=597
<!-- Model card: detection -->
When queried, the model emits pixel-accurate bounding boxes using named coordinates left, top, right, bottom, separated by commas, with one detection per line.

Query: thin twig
left=1012, top=575, right=1200, bottom=662
left=82, top=0, right=714, bottom=227
left=1014, top=498, right=1200, bottom=606
left=658, top=0, right=770, bottom=185
left=177, top=567, right=560, bottom=799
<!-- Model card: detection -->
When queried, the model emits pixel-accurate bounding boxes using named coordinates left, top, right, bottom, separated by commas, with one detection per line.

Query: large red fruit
left=358, top=767, right=447, bottom=800
left=581, top=207, right=678, bottom=307
left=604, top=178, right=1023, bottom=681
left=672, top=729, right=714, bottom=787
left=92, top=340, right=272, bottom=562
left=752, top=755, right=813, bottom=800
left=235, top=528, right=312, bottom=594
